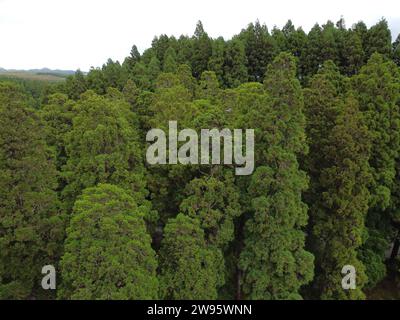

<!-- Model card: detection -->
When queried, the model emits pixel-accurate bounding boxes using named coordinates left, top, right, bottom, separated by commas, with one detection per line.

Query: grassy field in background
left=0, top=71, right=66, bottom=82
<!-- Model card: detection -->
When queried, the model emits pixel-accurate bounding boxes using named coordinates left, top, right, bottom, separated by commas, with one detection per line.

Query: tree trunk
left=236, top=268, right=242, bottom=300
left=235, top=214, right=245, bottom=300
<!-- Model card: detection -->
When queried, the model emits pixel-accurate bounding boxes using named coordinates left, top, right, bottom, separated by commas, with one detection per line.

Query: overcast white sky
left=0, top=0, right=399, bottom=71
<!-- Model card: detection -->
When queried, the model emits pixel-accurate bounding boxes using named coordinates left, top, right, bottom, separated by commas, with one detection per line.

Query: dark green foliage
left=86, top=67, right=106, bottom=95
left=223, top=39, right=248, bottom=87
left=352, top=53, right=400, bottom=210
left=101, top=59, right=128, bottom=90
left=191, top=21, right=212, bottom=78
left=148, top=56, right=162, bottom=87
left=39, top=93, right=75, bottom=172
left=3, top=17, right=400, bottom=301
left=240, top=53, right=314, bottom=299
left=122, top=79, right=141, bottom=110
left=62, top=91, right=149, bottom=214
left=352, top=53, right=400, bottom=287
left=196, top=71, right=221, bottom=101
left=176, top=64, right=196, bottom=97
left=159, top=214, right=221, bottom=299
left=239, top=21, right=277, bottom=82
left=163, top=47, right=178, bottom=73
left=152, top=35, right=174, bottom=66
left=304, top=65, right=372, bottom=298
left=393, top=34, right=400, bottom=66
left=123, top=44, right=141, bottom=73
left=208, top=37, right=226, bottom=84
left=176, top=35, right=193, bottom=65
left=0, top=82, right=64, bottom=299
left=59, top=184, right=158, bottom=299
left=312, top=96, right=370, bottom=299
left=320, top=21, right=340, bottom=65
left=364, top=19, right=392, bottom=59
left=180, top=172, right=241, bottom=248
left=303, top=61, right=345, bottom=199
left=301, top=24, right=323, bottom=78
left=65, top=70, right=87, bottom=100
left=342, top=30, right=364, bottom=75
left=130, top=62, right=151, bottom=90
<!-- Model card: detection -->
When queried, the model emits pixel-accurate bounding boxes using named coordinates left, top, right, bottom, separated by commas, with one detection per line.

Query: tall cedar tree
left=59, top=184, right=158, bottom=299
left=208, top=37, right=226, bottom=85
left=146, top=73, right=200, bottom=221
left=223, top=39, right=248, bottom=88
left=239, top=53, right=314, bottom=299
left=0, top=82, right=64, bottom=299
left=304, top=64, right=371, bottom=299
left=352, top=53, right=400, bottom=287
left=62, top=91, right=149, bottom=217
left=239, top=21, right=277, bottom=82
left=364, top=19, right=392, bottom=59
left=159, top=214, right=221, bottom=299
left=191, top=21, right=212, bottom=78
left=39, top=93, right=75, bottom=173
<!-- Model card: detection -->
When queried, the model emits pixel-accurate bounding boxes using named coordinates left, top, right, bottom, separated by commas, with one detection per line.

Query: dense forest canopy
left=1, top=17, right=400, bottom=300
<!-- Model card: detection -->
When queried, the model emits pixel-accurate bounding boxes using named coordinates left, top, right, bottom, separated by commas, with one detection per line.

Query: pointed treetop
left=194, top=20, right=207, bottom=38
left=130, top=45, right=141, bottom=61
